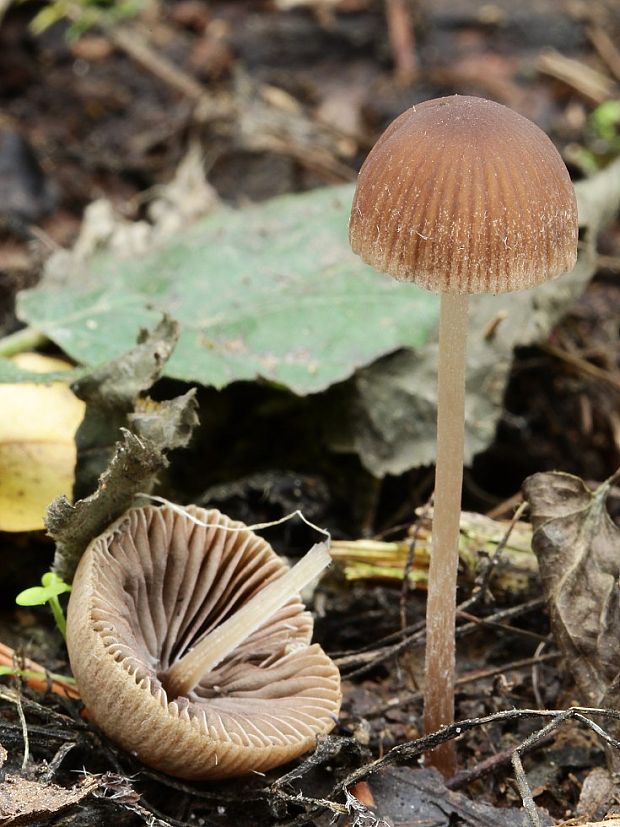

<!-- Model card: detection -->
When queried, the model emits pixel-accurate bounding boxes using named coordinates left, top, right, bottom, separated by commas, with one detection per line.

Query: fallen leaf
left=49, top=426, right=182, bottom=582
left=560, top=821, right=620, bottom=827
left=328, top=159, right=620, bottom=475
left=523, top=470, right=620, bottom=709
left=71, top=314, right=180, bottom=499
left=370, top=767, right=552, bottom=826
left=16, top=185, right=438, bottom=395
left=47, top=316, right=199, bottom=581
left=576, top=766, right=617, bottom=821
left=0, top=353, right=85, bottom=532
left=11, top=159, right=620, bottom=476
left=0, top=773, right=98, bottom=823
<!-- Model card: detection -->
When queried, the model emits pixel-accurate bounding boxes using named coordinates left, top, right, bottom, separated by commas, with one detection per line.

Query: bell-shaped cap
left=66, top=505, right=341, bottom=780
left=349, top=95, right=578, bottom=294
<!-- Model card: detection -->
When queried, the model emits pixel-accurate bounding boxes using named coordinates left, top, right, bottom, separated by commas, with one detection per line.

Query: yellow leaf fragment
left=0, top=354, right=85, bottom=532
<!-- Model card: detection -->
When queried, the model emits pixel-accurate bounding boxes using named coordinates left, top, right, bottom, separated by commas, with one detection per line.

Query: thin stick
left=586, top=25, right=620, bottom=84
left=385, top=0, right=418, bottom=85
left=541, top=342, right=620, bottom=392
left=15, top=689, right=29, bottom=771
left=399, top=495, right=432, bottom=630
left=512, top=751, right=541, bottom=827
left=0, top=326, right=48, bottom=358
left=162, top=542, right=331, bottom=697
left=423, top=292, right=469, bottom=777
left=0, top=642, right=79, bottom=700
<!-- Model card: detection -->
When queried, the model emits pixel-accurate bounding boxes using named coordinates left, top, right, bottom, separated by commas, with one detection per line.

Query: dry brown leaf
left=523, top=470, right=620, bottom=708
left=0, top=773, right=98, bottom=823
left=576, top=766, right=617, bottom=822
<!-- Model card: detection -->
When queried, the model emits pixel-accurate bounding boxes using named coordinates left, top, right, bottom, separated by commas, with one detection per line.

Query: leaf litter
left=524, top=470, right=620, bottom=711
left=0, top=8, right=616, bottom=821
left=1, top=173, right=619, bottom=825
left=2, top=159, right=616, bottom=487
left=47, top=316, right=199, bottom=581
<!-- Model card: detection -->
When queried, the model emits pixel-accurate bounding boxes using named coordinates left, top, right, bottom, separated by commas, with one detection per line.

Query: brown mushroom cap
left=66, top=505, right=341, bottom=780
left=349, top=95, right=578, bottom=294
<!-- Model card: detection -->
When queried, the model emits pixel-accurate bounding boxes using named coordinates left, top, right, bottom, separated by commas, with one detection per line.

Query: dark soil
left=1, top=0, right=620, bottom=824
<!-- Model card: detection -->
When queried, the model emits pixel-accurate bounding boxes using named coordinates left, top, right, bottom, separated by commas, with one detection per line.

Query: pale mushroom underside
left=67, top=505, right=341, bottom=779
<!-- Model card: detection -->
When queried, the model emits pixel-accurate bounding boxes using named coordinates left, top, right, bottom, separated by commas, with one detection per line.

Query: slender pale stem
left=0, top=327, right=47, bottom=358
left=48, top=595, right=67, bottom=640
left=423, top=292, right=469, bottom=777
left=162, top=542, right=331, bottom=699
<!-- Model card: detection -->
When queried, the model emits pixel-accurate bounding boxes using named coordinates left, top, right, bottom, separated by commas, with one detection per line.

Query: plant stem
left=0, top=327, right=47, bottom=358
left=49, top=596, right=67, bottom=640
left=162, top=542, right=332, bottom=698
left=423, top=292, right=468, bottom=777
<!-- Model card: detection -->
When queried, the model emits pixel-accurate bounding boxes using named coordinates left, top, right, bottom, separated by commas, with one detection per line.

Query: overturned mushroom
left=66, top=504, right=341, bottom=779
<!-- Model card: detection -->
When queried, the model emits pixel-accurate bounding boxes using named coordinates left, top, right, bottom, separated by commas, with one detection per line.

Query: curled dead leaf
left=523, top=470, right=620, bottom=708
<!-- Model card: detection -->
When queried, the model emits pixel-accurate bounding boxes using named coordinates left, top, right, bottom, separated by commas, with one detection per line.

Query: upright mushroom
left=66, top=504, right=341, bottom=779
left=349, top=95, right=577, bottom=775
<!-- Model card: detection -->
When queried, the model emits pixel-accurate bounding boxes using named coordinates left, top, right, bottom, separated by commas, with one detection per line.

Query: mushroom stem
left=162, top=541, right=331, bottom=699
left=423, top=291, right=468, bottom=777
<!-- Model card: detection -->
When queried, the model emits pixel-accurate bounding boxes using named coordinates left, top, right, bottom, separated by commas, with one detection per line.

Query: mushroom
left=66, top=504, right=341, bottom=779
left=349, top=95, right=577, bottom=775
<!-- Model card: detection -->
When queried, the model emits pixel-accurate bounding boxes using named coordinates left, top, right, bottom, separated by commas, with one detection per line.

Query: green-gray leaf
left=326, top=161, right=620, bottom=476
left=16, top=186, right=438, bottom=395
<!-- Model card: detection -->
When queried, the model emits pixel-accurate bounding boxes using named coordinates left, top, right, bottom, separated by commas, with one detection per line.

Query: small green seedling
left=569, top=100, right=620, bottom=174
left=26, top=0, right=146, bottom=41
left=590, top=100, right=620, bottom=146
left=16, top=572, right=72, bottom=639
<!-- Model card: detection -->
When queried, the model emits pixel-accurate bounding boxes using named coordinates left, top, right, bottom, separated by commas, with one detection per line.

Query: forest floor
left=1, top=0, right=620, bottom=824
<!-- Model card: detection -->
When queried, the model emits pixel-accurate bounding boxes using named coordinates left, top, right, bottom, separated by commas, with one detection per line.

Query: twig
left=57, top=0, right=231, bottom=123
left=336, top=706, right=620, bottom=796
left=385, top=0, right=418, bottom=85
left=362, top=651, right=560, bottom=719
left=0, top=686, right=83, bottom=733
left=447, top=732, right=555, bottom=790
left=331, top=618, right=426, bottom=666
left=573, top=712, right=620, bottom=751
left=541, top=342, right=620, bottom=392
left=337, top=595, right=544, bottom=679
left=399, top=496, right=432, bottom=630
left=0, top=642, right=80, bottom=700
left=459, top=500, right=528, bottom=612
left=108, top=27, right=232, bottom=123
left=40, top=741, right=77, bottom=783
left=455, top=609, right=549, bottom=645
left=507, top=706, right=605, bottom=826
left=512, top=751, right=541, bottom=827
left=586, top=25, right=620, bottom=83
left=537, top=49, right=617, bottom=104
left=15, top=688, right=29, bottom=771
left=0, top=327, right=48, bottom=358
left=531, top=641, right=546, bottom=709
left=485, top=491, right=523, bottom=520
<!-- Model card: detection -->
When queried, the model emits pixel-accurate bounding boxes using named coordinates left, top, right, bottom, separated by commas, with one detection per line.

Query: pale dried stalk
left=163, top=542, right=331, bottom=697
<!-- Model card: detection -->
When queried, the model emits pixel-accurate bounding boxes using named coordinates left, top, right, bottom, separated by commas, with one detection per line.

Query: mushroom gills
left=66, top=505, right=342, bottom=779
left=161, top=541, right=332, bottom=698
